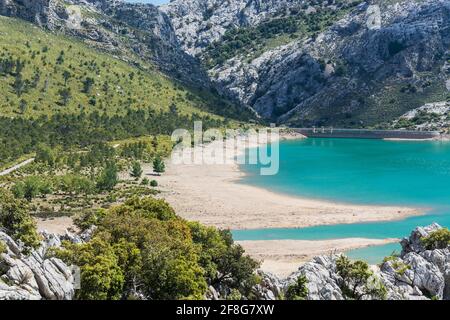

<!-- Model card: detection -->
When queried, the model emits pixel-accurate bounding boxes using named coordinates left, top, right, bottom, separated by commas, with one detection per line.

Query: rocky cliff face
left=164, top=0, right=450, bottom=126
left=0, top=230, right=75, bottom=300
left=161, top=0, right=305, bottom=56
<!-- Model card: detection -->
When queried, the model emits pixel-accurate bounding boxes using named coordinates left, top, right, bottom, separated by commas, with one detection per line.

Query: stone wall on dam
left=293, top=128, right=441, bottom=140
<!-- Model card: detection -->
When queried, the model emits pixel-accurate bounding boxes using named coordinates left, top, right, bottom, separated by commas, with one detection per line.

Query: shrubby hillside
left=0, top=16, right=254, bottom=167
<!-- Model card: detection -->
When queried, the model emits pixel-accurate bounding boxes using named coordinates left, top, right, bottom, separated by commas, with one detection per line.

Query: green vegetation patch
left=202, top=1, right=362, bottom=67
left=421, top=228, right=450, bottom=250
left=52, top=197, right=260, bottom=300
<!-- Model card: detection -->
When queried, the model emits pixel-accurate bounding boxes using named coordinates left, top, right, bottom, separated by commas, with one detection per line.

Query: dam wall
left=293, top=128, right=441, bottom=140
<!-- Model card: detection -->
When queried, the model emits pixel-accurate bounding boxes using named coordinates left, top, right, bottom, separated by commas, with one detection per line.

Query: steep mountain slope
left=0, top=0, right=209, bottom=86
left=164, top=0, right=450, bottom=127
left=0, top=15, right=225, bottom=118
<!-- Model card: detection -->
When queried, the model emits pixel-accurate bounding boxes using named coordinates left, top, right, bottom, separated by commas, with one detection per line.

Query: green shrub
left=96, top=162, right=119, bottom=192
left=150, top=180, right=158, bottom=187
left=0, top=240, right=6, bottom=253
left=336, top=255, right=387, bottom=300
left=56, top=198, right=260, bottom=300
left=421, top=228, right=450, bottom=250
left=130, top=161, right=143, bottom=180
left=285, top=275, right=308, bottom=300
left=0, top=189, right=41, bottom=249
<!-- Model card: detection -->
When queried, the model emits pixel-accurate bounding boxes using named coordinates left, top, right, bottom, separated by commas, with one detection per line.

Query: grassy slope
left=0, top=16, right=222, bottom=119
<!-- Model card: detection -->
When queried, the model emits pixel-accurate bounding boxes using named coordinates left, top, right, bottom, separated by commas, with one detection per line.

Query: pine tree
left=153, top=156, right=165, bottom=175
left=130, top=161, right=143, bottom=180
left=63, top=70, right=71, bottom=86
left=19, top=99, right=27, bottom=114
left=58, top=88, right=71, bottom=106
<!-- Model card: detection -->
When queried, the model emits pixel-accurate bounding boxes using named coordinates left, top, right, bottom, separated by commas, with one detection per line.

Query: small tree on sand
left=152, top=156, right=165, bottom=175
left=130, top=161, right=143, bottom=180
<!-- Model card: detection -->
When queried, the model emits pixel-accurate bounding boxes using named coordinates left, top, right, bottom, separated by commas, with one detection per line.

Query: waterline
left=234, top=138, right=450, bottom=262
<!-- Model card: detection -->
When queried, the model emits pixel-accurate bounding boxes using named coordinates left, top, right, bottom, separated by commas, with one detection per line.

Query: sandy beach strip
left=153, top=134, right=423, bottom=230
left=238, top=238, right=398, bottom=277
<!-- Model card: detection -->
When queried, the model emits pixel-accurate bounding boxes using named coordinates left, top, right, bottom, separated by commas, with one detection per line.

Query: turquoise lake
left=233, top=138, right=450, bottom=263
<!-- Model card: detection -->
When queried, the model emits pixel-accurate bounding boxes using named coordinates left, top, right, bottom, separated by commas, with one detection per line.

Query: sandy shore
left=35, top=132, right=424, bottom=277
left=237, top=238, right=397, bottom=277
left=153, top=134, right=422, bottom=230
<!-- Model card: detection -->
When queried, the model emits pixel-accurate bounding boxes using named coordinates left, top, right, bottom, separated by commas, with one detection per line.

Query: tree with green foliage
left=58, top=197, right=260, bottom=300
left=152, top=156, right=165, bottom=175
left=285, top=275, right=308, bottom=300
left=12, top=176, right=52, bottom=201
left=62, top=70, right=71, bottom=86
left=130, top=161, right=143, bottom=180
left=150, top=180, right=158, bottom=187
left=54, top=237, right=126, bottom=300
left=82, top=77, right=95, bottom=94
left=58, top=87, right=71, bottom=106
left=12, top=73, right=25, bottom=96
left=421, top=228, right=450, bottom=250
left=19, top=99, right=27, bottom=114
left=35, top=143, right=57, bottom=167
left=0, top=189, right=40, bottom=248
left=57, top=174, right=95, bottom=196
left=189, top=223, right=260, bottom=297
left=336, top=255, right=387, bottom=300
left=96, top=162, right=119, bottom=192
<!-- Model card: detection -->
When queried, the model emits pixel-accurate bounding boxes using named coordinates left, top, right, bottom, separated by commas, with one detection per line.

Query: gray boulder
left=0, top=230, right=75, bottom=300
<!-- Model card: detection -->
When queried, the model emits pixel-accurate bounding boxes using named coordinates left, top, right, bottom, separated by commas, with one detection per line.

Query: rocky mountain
left=163, top=0, right=450, bottom=127
left=0, top=0, right=210, bottom=86
left=0, top=0, right=448, bottom=126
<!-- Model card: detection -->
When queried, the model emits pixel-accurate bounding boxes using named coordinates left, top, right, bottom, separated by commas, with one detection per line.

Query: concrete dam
left=293, top=128, right=441, bottom=140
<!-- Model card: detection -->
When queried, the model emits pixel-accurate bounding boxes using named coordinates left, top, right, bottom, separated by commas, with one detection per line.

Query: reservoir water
left=233, top=138, right=450, bottom=263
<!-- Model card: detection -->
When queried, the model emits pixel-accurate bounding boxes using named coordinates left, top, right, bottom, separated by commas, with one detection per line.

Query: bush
left=336, top=255, right=387, bottom=300
left=421, top=228, right=450, bottom=250
left=152, top=156, right=165, bottom=175
left=0, top=189, right=41, bottom=249
left=141, top=178, right=150, bottom=186
left=0, top=240, right=6, bottom=253
left=150, top=180, right=158, bottom=187
left=97, top=162, right=119, bottom=192
left=189, top=222, right=260, bottom=297
left=130, top=161, right=143, bottom=180
left=12, top=176, right=53, bottom=201
left=285, top=275, right=308, bottom=300
left=54, top=237, right=125, bottom=300
left=55, top=197, right=260, bottom=300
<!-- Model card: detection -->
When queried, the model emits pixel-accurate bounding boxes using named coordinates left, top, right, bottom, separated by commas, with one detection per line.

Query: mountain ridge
left=163, top=0, right=450, bottom=127
left=1, top=0, right=449, bottom=127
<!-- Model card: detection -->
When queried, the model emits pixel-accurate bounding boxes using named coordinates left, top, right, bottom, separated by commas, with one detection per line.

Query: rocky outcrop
left=392, top=101, right=450, bottom=132
left=0, top=230, right=75, bottom=300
